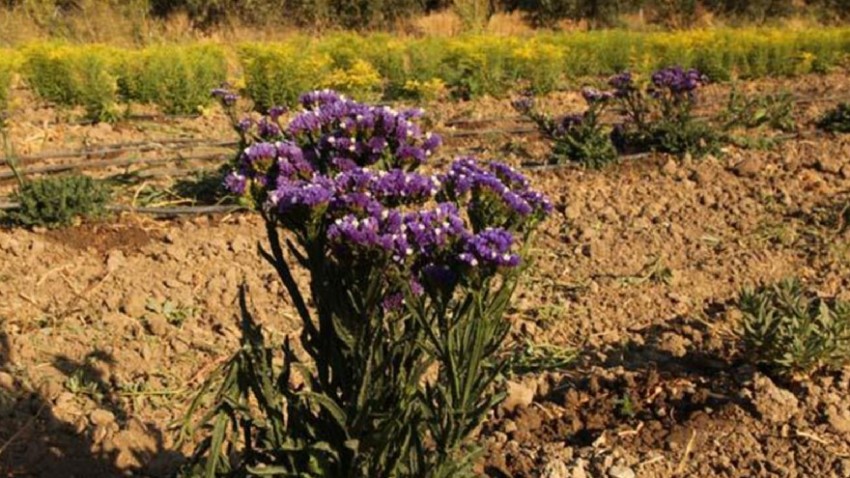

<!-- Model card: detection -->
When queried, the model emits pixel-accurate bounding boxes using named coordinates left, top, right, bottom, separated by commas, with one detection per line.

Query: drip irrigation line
left=0, top=201, right=244, bottom=216
left=0, top=152, right=226, bottom=181
left=1, top=139, right=236, bottom=165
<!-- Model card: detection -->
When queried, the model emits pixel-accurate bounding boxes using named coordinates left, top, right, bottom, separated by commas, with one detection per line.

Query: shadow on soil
left=529, top=305, right=758, bottom=449
left=0, top=321, right=185, bottom=477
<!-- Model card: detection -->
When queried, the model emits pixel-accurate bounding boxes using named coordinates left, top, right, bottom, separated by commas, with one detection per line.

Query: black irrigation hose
left=0, top=152, right=227, bottom=181
left=0, top=201, right=245, bottom=216
left=1, top=139, right=237, bottom=166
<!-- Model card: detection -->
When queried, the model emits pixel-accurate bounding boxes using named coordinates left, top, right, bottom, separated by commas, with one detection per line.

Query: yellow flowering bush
left=21, top=43, right=121, bottom=122
left=320, top=58, right=383, bottom=101
left=0, top=51, right=18, bottom=115
left=239, top=41, right=331, bottom=112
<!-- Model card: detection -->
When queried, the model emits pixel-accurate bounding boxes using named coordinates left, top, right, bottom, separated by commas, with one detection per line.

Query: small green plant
left=615, top=393, right=637, bottom=418
left=11, top=174, right=111, bottom=228
left=512, top=89, right=618, bottom=168
left=507, top=339, right=576, bottom=375
left=145, top=299, right=196, bottom=327
left=816, top=102, right=850, bottom=133
left=722, top=89, right=796, bottom=132
left=739, top=278, right=850, bottom=377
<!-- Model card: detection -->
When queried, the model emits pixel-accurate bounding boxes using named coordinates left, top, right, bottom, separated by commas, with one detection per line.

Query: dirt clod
left=502, top=380, right=535, bottom=413
left=751, top=373, right=799, bottom=424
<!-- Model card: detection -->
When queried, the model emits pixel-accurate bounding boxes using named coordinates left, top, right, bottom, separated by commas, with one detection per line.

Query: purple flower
left=300, top=89, right=345, bottom=109
left=223, top=171, right=247, bottom=195
left=372, top=170, right=438, bottom=205
left=511, top=95, right=535, bottom=114
left=403, top=203, right=469, bottom=258
left=581, top=87, right=614, bottom=104
left=327, top=210, right=411, bottom=263
left=557, top=114, right=584, bottom=134
left=269, top=106, right=287, bottom=121
left=609, top=72, right=635, bottom=98
left=650, top=67, right=706, bottom=95
left=488, top=161, right=529, bottom=190
left=459, top=228, right=520, bottom=268
left=212, top=86, right=239, bottom=107
left=258, top=118, right=282, bottom=138
left=269, top=175, right=334, bottom=213
left=238, top=118, right=253, bottom=133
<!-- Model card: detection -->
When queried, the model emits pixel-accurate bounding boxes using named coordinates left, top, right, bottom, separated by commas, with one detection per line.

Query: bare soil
left=2, top=74, right=850, bottom=477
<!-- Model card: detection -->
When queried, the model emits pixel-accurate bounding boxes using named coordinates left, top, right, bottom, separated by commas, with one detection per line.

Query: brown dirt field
left=2, top=74, right=850, bottom=477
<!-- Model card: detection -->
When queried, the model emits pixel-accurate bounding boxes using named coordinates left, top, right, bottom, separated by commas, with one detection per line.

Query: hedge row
left=1, top=28, right=850, bottom=120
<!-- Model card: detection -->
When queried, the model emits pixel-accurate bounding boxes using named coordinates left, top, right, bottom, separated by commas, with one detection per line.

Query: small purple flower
left=581, top=87, right=614, bottom=104
left=258, top=118, right=282, bottom=138
left=300, top=89, right=345, bottom=109
left=511, top=96, right=535, bottom=114
left=238, top=118, right=253, bottom=133
left=372, top=169, right=437, bottom=205
left=269, top=106, right=287, bottom=121
left=269, top=175, right=334, bottom=213
left=223, top=171, right=247, bottom=195
left=403, top=203, right=469, bottom=257
left=609, top=72, right=635, bottom=98
left=212, top=86, right=239, bottom=107
left=459, top=228, right=520, bottom=268
left=650, top=67, right=706, bottom=96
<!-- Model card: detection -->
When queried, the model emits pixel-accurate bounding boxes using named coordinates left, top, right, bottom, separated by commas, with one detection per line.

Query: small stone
left=502, top=380, right=535, bottom=413
left=0, top=372, right=14, bottom=389
left=608, top=465, right=636, bottom=478
left=818, top=156, right=843, bottom=174
left=570, top=459, right=589, bottom=478
left=90, top=409, right=116, bottom=428
left=827, top=405, right=850, bottom=435
left=230, top=235, right=251, bottom=254
left=690, top=168, right=713, bottom=186
left=541, top=460, right=570, bottom=478
left=751, top=373, right=798, bottom=424
left=661, top=158, right=678, bottom=176
left=105, top=250, right=126, bottom=273
left=120, top=294, right=147, bottom=318
left=565, top=204, right=581, bottom=221
left=146, top=314, right=169, bottom=337
left=732, top=157, right=763, bottom=178
left=841, top=164, right=850, bottom=179
left=503, top=420, right=518, bottom=434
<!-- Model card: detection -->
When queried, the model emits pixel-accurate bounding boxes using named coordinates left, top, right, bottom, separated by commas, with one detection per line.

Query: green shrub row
left=14, top=43, right=227, bottom=121
left=1, top=27, right=850, bottom=119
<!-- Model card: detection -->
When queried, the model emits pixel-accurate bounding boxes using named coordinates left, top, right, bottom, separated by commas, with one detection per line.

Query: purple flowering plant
left=184, top=89, right=551, bottom=477
left=609, top=67, right=719, bottom=157
left=512, top=88, right=618, bottom=168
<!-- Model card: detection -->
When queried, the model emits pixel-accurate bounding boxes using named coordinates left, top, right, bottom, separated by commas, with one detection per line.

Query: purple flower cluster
left=212, top=85, right=239, bottom=107
left=557, top=113, right=585, bottom=134
left=609, top=72, right=635, bottom=97
left=221, top=91, right=552, bottom=306
left=651, top=67, right=706, bottom=95
left=287, top=93, right=441, bottom=170
left=269, top=175, right=334, bottom=213
left=581, top=87, right=614, bottom=104
left=511, top=95, right=535, bottom=115
left=459, top=228, right=520, bottom=268
left=441, top=157, right=553, bottom=222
